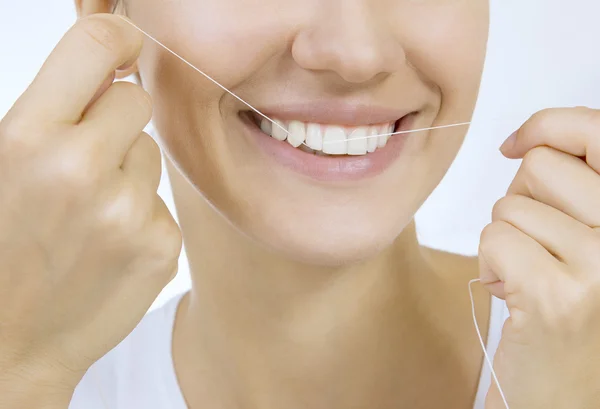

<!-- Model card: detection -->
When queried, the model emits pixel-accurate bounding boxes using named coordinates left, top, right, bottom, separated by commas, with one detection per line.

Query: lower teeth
left=298, top=145, right=315, bottom=154
left=299, top=145, right=333, bottom=156
left=299, top=145, right=334, bottom=157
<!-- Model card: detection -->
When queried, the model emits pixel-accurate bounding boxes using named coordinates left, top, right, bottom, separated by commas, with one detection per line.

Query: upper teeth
left=259, top=118, right=394, bottom=156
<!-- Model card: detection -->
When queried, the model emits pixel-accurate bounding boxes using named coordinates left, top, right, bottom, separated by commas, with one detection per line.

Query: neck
left=166, top=160, right=485, bottom=409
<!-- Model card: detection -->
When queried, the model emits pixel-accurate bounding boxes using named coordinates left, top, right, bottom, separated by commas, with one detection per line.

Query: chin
left=267, top=228, right=395, bottom=267
left=156, top=92, right=467, bottom=268
left=238, top=200, right=411, bottom=267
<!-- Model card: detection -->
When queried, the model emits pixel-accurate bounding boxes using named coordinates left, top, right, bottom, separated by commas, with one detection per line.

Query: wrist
left=0, top=359, right=80, bottom=409
left=0, top=379, right=74, bottom=409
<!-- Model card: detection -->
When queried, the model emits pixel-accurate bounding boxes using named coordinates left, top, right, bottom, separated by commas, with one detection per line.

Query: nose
left=291, top=2, right=406, bottom=84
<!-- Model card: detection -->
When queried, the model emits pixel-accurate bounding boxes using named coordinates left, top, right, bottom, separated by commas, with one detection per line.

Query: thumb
left=479, top=249, right=506, bottom=300
left=499, top=107, right=598, bottom=163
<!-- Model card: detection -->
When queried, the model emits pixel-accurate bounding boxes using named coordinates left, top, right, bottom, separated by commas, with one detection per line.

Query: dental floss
left=87, top=16, right=507, bottom=409
left=117, top=16, right=473, bottom=149
left=116, top=16, right=289, bottom=137
left=469, top=279, right=510, bottom=409
left=93, top=278, right=509, bottom=409
left=344, top=121, right=473, bottom=142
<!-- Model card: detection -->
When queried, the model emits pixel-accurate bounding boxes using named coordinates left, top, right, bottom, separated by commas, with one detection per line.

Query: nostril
left=291, top=22, right=405, bottom=85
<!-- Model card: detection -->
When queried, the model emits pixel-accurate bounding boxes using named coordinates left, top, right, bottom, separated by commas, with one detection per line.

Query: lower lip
left=241, top=114, right=416, bottom=182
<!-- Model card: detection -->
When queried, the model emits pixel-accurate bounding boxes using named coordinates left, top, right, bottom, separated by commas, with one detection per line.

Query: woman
left=1, top=0, right=600, bottom=408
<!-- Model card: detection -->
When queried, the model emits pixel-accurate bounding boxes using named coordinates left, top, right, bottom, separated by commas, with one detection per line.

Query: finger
left=121, top=132, right=162, bottom=192
left=478, top=221, right=562, bottom=300
left=79, top=82, right=153, bottom=168
left=478, top=253, right=506, bottom=299
left=507, top=146, right=600, bottom=228
left=141, top=196, right=182, bottom=263
left=500, top=107, right=600, bottom=174
left=13, top=14, right=143, bottom=125
left=82, top=72, right=115, bottom=116
left=492, top=194, right=597, bottom=269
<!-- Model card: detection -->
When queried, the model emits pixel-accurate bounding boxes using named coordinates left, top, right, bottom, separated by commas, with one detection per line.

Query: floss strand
left=87, top=16, right=508, bottom=409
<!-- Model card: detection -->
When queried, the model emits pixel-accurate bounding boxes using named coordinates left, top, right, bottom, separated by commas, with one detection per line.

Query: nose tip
left=338, top=41, right=405, bottom=83
left=292, top=21, right=405, bottom=84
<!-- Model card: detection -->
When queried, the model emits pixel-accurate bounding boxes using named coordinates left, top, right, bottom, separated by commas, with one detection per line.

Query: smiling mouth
left=242, top=111, right=410, bottom=157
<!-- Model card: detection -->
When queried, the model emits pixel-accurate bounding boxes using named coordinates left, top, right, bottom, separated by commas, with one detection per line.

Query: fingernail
left=499, top=131, right=517, bottom=153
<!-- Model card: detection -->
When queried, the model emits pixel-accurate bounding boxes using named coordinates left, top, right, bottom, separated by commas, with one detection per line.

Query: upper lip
left=248, top=102, right=414, bottom=126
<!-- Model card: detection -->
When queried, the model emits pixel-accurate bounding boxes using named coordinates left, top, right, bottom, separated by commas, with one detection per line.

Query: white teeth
left=322, top=126, right=347, bottom=155
left=367, top=126, right=378, bottom=153
left=378, top=124, right=392, bottom=148
left=347, top=128, right=368, bottom=155
left=272, top=119, right=288, bottom=141
left=287, top=120, right=306, bottom=148
left=258, top=115, right=398, bottom=156
left=305, top=123, right=323, bottom=150
left=260, top=119, right=272, bottom=135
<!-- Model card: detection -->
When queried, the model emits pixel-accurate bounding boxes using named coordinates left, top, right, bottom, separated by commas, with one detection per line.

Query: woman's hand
left=0, top=14, right=182, bottom=407
left=480, top=107, right=600, bottom=409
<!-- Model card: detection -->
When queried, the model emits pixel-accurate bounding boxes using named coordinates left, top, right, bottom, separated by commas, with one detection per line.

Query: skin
left=1, top=2, right=600, bottom=409
left=106, top=0, right=491, bottom=407
left=117, top=0, right=489, bottom=265
left=0, top=14, right=181, bottom=409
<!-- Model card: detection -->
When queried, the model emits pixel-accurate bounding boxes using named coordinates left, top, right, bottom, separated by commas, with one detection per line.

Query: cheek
left=232, top=135, right=460, bottom=266
left=126, top=0, right=489, bottom=265
left=128, top=0, right=293, bottom=94
left=401, top=2, right=489, bottom=116
left=128, top=0, right=296, bottom=200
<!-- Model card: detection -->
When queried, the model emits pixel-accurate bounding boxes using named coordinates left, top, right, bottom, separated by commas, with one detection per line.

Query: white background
left=1, top=0, right=600, bottom=310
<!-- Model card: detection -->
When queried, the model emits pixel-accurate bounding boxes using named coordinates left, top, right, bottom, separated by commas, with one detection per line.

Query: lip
left=256, top=102, right=412, bottom=126
left=240, top=110, right=418, bottom=182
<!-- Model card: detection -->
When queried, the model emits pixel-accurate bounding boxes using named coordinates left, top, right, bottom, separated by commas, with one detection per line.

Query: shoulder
left=68, top=292, right=187, bottom=409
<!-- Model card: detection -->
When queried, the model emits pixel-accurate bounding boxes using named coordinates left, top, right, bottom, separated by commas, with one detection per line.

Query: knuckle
left=116, top=82, right=153, bottom=120
left=77, top=14, right=125, bottom=54
left=152, top=218, right=183, bottom=262
left=575, top=107, right=600, bottom=155
left=479, top=223, right=497, bottom=252
left=146, top=134, right=161, bottom=158
left=573, top=105, right=600, bottom=123
left=144, top=203, right=183, bottom=264
left=0, top=116, right=21, bottom=141
left=479, top=221, right=510, bottom=253
left=491, top=195, right=519, bottom=222
left=524, top=108, right=558, bottom=135
left=163, top=263, right=180, bottom=285
left=0, top=116, right=40, bottom=157
left=149, top=260, right=180, bottom=287
left=53, top=148, right=102, bottom=189
left=521, top=145, right=553, bottom=178
left=99, top=185, right=147, bottom=235
left=136, top=132, right=161, bottom=162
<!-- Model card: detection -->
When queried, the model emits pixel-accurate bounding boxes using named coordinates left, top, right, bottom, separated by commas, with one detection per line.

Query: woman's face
left=109, top=0, right=489, bottom=265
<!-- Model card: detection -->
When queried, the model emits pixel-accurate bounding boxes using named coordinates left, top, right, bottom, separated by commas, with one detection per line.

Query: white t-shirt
left=69, top=293, right=510, bottom=409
